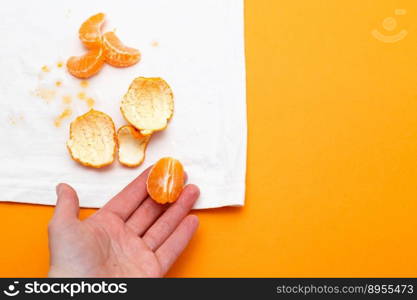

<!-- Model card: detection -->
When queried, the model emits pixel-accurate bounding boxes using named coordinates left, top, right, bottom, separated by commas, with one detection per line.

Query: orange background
left=1, top=0, right=417, bottom=277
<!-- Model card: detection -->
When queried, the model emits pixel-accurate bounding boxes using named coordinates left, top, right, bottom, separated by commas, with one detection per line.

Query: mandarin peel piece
left=120, top=77, right=174, bottom=136
left=67, top=109, right=117, bottom=168
left=102, top=31, right=141, bottom=67
left=67, top=47, right=105, bottom=79
left=117, top=125, right=151, bottom=167
left=147, top=157, right=185, bottom=204
left=79, top=13, right=105, bottom=49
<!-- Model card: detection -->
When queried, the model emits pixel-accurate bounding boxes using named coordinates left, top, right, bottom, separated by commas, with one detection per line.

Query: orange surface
left=1, top=0, right=417, bottom=277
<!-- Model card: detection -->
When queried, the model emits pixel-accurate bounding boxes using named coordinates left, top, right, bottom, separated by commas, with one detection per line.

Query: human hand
left=48, top=167, right=199, bottom=277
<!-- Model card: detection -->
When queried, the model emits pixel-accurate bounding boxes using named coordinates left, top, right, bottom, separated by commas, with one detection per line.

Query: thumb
left=53, top=183, right=80, bottom=222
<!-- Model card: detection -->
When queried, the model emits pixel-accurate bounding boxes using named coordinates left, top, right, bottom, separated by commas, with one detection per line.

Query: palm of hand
left=48, top=169, right=199, bottom=278
left=52, top=212, right=161, bottom=277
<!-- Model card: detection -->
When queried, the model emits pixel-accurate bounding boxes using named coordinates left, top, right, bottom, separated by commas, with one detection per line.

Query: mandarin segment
left=102, top=32, right=141, bottom=67
left=117, top=125, right=151, bottom=167
left=120, top=77, right=174, bottom=135
left=79, top=13, right=105, bottom=49
left=147, top=157, right=185, bottom=204
left=67, top=109, right=117, bottom=168
left=67, top=48, right=105, bottom=79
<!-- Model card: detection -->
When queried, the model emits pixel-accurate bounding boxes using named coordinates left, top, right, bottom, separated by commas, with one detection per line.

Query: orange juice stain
left=57, top=61, right=64, bottom=68
left=80, top=80, right=89, bottom=88
left=54, top=108, right=72, bottom=127
left=34, top=88, right=56, bottom=102
left=55, top=80, right=62, bottom=87
left=8, top=116, right=17, bottom=126
left=41, top=65, right=50, bottom=72
left=151, top=41, right=159, bottom=47
left=77, top=92, right=86, bottom=100
left=86, top=97, right=95, bottom=108
left=62, top=95, right=72, bottom=104
left=8, top=114, right=25, bottom=126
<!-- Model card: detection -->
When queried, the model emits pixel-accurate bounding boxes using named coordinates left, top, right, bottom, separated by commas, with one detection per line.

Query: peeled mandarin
left=79, top=13, right=105, bottom=49
left=67, top=48, right=105, bottom=79
left=147, top=157, right=185, bottom=204
left=102, top=31, right=141, bottom=67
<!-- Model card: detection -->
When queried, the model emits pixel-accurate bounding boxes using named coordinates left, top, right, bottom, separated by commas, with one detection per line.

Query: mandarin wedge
left=67, top=109, right=117, bottom=168
left=102, top=31, right=141, bottom=67
left=67, top=48, right=105, bottom=79
left=147, top=157, right=185, bottom=204
left=117, top=125, right=151, bottom=167
left=120, top=77, right=174, bottom=135
left=79, top=13, right=105, bottom=49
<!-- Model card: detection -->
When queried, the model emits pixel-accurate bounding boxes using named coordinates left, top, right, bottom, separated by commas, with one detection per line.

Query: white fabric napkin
left=0, top=0, right=246, bottom=209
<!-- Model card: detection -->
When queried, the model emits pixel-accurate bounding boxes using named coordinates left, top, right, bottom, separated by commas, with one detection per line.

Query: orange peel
left=120, top=77, right=174, bottom=135
left=147, top=157, right=185, bottom=204
left=67, top=109, right=117, bottom=168
left=79, top=13, right=105, bottom=49
left=117, top=125, right=151, bottom=167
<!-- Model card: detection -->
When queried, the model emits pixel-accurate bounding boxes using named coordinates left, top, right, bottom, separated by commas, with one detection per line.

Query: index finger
left=102, top=166, right=152, bottom=220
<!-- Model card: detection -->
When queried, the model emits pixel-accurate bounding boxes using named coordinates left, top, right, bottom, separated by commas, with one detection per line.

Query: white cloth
left=0, top=0, right=246, bottom=209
